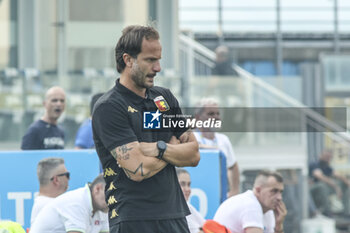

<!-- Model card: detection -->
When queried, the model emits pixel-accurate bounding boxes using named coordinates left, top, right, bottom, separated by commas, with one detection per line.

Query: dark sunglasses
left=50, top=172, right=70, bottom=181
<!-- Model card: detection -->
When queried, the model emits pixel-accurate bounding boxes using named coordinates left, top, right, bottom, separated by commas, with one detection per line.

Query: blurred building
left=178, top=0, right=350, bottom=159
left=180, top=0, right=350, bottom=75
left=0, top=0, right=178, bottom=148
left=178, top=2, right=350, bottom=232
left=1, top=1, right=350, bottom=232
left=0, top=0, right=148, bottom=71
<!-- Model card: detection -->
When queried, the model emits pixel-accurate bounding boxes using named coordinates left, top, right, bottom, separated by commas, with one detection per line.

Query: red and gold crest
left=154, top=96, right=170, bottom=112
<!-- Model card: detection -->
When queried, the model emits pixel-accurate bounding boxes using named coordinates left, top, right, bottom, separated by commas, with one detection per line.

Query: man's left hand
left=168, top=136, right=180, bottom=145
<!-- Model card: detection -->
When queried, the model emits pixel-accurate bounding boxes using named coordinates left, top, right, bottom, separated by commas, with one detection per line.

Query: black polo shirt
left=92, top=79, right=190, bottom=226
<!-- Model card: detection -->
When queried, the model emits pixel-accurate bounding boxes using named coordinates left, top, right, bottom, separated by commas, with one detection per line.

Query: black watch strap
left=156, top=140, right=167, bottom=159
left=157, top=149, right=165, bottom=160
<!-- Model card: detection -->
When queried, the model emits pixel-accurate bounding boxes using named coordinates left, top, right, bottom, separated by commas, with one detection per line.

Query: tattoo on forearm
left=110, top=150, right=120, bottom=160
left=118, top=145, right=132, bottom=160
left=123, top=163, right=151, bottom=179
left=111, top=145, right=133, bottom=161
left=119, top=145, right=132, bottom=154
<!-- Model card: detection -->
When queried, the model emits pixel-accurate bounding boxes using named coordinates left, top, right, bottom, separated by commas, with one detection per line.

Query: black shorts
left=109, top=218, right=190, bottom=233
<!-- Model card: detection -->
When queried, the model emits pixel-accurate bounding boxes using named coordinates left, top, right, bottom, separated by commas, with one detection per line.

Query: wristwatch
left=156, top=140, right=167, bottom=159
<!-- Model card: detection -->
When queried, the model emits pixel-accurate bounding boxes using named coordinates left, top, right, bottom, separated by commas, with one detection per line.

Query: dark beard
left=131, top=73, right=154, bottom=89
left=130, top=63, right=154, bottom=89
left=131, top=73, right=146, bottom=88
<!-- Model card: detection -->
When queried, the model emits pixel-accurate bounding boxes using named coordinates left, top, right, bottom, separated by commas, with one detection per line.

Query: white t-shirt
left=213, top=190, right=275, bottom=233
left=187, top=203, right=205, bottom=233
left=30, top=195, right=54, bottom=226
left=194, top=131, right=236, bottom=168
left=30, top=184, right=109, bottom=233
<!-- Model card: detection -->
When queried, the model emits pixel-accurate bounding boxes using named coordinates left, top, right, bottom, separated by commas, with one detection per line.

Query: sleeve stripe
left=66, top=228, right=85, bottom=233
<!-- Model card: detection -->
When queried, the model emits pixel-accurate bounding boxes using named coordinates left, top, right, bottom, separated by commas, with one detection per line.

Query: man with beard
left=92, top=25, right=200, bottom=233
left=214, top=170, right=287, bottom=233
left=21, top=86, right=65, bottom=149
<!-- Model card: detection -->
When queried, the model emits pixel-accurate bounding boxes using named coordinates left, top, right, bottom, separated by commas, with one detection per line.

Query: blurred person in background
left=214, top=170, right=287, bottom=233
left=30, top=157, right=70, bottom=226
left=176, top=168, right=205, bottom=233
left=75, top=93, right=104, bottom=149
left=21, top=86, right=66, bottom=150
left=211, top=45, right=238, bottom=76
left=309, top=150, right=350, bottom=216
left=30, top=174, right=108, bottom=233
left=194, top=98, right=240, bottom=197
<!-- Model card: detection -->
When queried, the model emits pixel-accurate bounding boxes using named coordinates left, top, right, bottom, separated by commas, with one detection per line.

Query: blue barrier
left=187, top=149, right=227, bottom=219
left=0, top=149, right=226, bottom=229
left=0, top=150, right=101, bottom=230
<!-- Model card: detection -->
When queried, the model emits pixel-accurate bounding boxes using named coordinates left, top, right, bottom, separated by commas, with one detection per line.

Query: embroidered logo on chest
left=154, top=96, right=170, bottom=112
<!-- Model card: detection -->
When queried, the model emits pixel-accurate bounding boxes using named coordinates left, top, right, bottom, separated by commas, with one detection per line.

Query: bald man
left=212, top=45, right=238, bottom=76
left=21, top=86, right=66, bottom=150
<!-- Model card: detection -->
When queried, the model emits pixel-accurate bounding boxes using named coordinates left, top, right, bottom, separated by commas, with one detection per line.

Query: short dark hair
left=90, top=93, right=104, bottom=115
left=260, top=170, right=283, bottom=182
left=254, top=170, right=283, bottom=188
left=90, top=174, right=106, bottom=190
left=115, top=25, right=159, bottom=73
